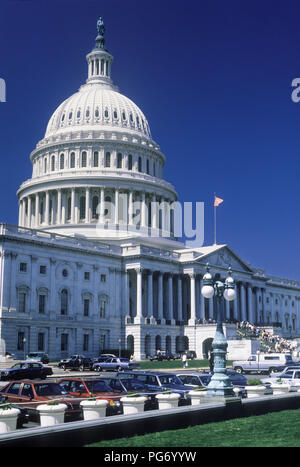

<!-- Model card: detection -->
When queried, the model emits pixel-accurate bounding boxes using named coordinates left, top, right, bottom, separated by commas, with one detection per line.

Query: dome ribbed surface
left=45, top=84, right=151, bottom=139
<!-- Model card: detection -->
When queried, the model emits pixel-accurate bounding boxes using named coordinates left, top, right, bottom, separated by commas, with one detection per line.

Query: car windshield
left=199, top=375, right=211, bottom=385
left=35, top=383, right=69, bottom=396
left=158, top=375, right=182, bottom=385
left=119, top=359, right=129, bottom=362
left=85, top=380, right=113, bottom=392
left=119, top=379, right=145, bottom=391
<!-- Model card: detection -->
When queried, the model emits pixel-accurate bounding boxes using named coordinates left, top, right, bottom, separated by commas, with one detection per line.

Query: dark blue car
left=0, top=362, right=53, bottom=381
left=120, top=371, right=195, bottom=405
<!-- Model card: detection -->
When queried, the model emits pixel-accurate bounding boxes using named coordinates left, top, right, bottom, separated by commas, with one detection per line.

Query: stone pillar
left=135, top=268, right=143, bottom=324
left=240, top=283, right=247, bottom=321
left=128, top=191, right=133, bottom=226
left=35, top=193, right=39, bottom=228
left=27, top=196, right=32, bottom=228
left=100, top=188, right=105, bottom=223
left=247, top=284, right=254, bottom=324
left=141, top=191, right=147, bottom=228
left=85, top=187, right=90, bottom=223
left=177, top=275, right=183, bottom=322
left=168, top=274, right=174, bottom=324
left=151, top=193, right=158, bottom=230
left=261, top=288, right=266, bottom=324
left=57, top=189, right=61, bottom=225
left=147, top=271, right=153, bottom=320
left=71, top=188, right=75, bottom=223
left=189, top=273, right=196, bottom=325
left=158, top=272, right=164, bottom=323
left=45, top=191, right=50, bottom=226
left=209, top=297, right=214, bottom=320
left=114, top=189, right=119, bottom=224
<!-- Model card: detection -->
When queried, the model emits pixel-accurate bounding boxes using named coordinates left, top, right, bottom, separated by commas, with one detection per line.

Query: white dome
left=45, top=83, right=151, bottom=140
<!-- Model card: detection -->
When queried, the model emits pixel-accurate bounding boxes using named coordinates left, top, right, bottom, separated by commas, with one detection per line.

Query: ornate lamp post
left=201, top=264, right=236, bottom=397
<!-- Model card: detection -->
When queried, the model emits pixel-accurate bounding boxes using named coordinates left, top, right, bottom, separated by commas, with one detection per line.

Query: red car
left=0, top=380, right=84, bottom=423
left=56, top=377, right=126, bottom=415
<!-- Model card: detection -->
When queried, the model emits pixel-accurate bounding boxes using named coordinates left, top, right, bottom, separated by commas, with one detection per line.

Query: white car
left=262, top=366, right=300, bottom=387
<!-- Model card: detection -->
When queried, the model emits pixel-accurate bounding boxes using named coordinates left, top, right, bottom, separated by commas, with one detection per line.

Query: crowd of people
left=237, top=320, right=298, bottom=354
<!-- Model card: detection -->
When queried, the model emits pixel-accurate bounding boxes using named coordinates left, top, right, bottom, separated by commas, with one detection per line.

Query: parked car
left=148, top=351, right=177, bottom=361
left=178, top=351, right=197, bottom=360
left=175, top=370, right=248, bottom=398
left=0, top=362, right=53, bottom=381
left=93, top=357, right=140, bottom=372
left=232, top=353, right=294, bottom=375
left=103, top=375, right=164, bottom=411
left=58, top=355, right=93, bottom=371
left=56, top=377, right=125, bottom=415
left=121, top=371, right=194, bottom=405
left=26, top=352, right=50, bottom=364
left=262, top=367, right=300, bottom=386
left=0, top=380, right=84, bottom=422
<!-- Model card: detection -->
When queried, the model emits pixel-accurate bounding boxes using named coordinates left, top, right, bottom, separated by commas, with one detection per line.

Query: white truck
left=232, top=353, right=294, bottom=375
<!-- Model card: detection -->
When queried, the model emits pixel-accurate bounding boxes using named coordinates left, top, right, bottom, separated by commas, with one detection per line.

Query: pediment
left=179, top=244, right=253, bottom=274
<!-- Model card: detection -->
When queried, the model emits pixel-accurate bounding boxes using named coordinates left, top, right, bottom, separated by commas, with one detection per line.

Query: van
left=232, top=353, right=293, bottom=375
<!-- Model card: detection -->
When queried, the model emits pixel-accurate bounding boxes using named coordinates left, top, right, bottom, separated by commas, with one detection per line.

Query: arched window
left=128, top=154, right=132, bottom=171
left=70, top=152, right=75, bottom=168
left=105, top=152, right=111, bottom=168
left=93, top=151, right=99, bottom=167
left=117, top=153, right=122, bottom=169
left=61, top=289, right=68, bottom=315
left=51, top=155, right=55, bottom=171
left=95, top=108, right=99, bottom=118
left=79, top=196, right=86, bottom=220
left=153, top=161, right=156, bottom=177
left=92, top=196, right=99, bottom=219
left=76, top=110, right=81, bottom=119
left=146, top=159, right=149, bottom=174
left=44, top=158, right=47, bottom=174
left=138, top=156, right=142, bottom=172
left=60, top=153, right=64, bottom=170
left=81, top=151, right=87, bottom=168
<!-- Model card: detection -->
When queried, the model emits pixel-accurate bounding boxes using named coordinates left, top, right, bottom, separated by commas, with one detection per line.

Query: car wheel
left=117, top=366, right=123, bottom=372
left=268, top=368, right=275, bottom=375
left=62, top=364, right=66, bottom=371
left=79, top=365, right=84, bottom=372
left=234, top=367, right=243, bottom=374
left=96, top=366, right=102, bottom=372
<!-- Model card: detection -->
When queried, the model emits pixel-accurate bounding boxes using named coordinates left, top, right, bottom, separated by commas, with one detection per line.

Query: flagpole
left=214, top=192, right=216, bottom=245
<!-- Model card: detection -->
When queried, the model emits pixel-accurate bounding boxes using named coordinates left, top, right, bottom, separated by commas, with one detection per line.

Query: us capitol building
left=0, top=19, right=299, bottom=360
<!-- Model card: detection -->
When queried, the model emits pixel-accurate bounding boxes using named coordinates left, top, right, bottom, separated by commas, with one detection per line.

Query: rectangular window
left=83, top=334, right=89, bottom=352
left=18, top=292, right=26, bottom=313
left=40, top=265, right=47, bottom=275
left=100, top=299, right=106, bottom=318
left=84, top=299, right=90, bottom=317
left=38, top=294, right=46, bottom=314
left=100, top=334, right=106, bottom=352
left=84, top=271, right=90, bottom=281
left=20, top=262, right=27, bottom=272
left=61, top=333, right=68, bottom=352
left=38, top=333, right=44, bottom=351
left=100, top=274, right=106, bottom=283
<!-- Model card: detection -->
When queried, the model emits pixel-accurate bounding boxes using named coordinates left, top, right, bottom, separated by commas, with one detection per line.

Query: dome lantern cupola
left=86, top=17, right=115, bottom=89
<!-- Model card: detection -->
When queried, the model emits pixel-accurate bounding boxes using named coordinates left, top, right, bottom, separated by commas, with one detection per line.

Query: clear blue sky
left=1, top=0, right=300, bottom=280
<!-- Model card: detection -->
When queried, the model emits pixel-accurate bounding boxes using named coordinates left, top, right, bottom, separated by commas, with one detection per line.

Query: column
left=151, top=193, right=158, bottom=230
left=168, top=274, right=173, bottom=323
left=247, top=284, right=254, bottom=324
left=114, top=189, right=119, bottom=224
left=141, top=191, right=147, bottom=228
left=189, top=273, right=196, bottom=325
left=177, top=275, right=183, bottom=322
left=35, top=193, right=39, bottom=228
left=85, top=187, right=90, bottom=223
left=18, top=200, right=23, bottom=226
left=147, top=271, right=153, bottom=320
left=233, top=286, right=238, bottom=321
left=209, top=297, right=214, bottom=320
left=225, top=299, right=230, bottom=321
left=240, top=283, right=247, bottom=321
left=158, top=272, right=164, bottom=323
left=135, top=268, right=143, bottom=323
left=74, top=190, right=79, bottom=223
left=27, top=196, right=32, bottom=228
left=128, top=191, right=133, bottom=226
left=57, top=189, right=61, bottom=225
left=123, top=270, right=130, bottom=318
left=199, top=278, right=205, bottom=321
left=45, top=191, right=50, bottom=226
left=100, top=188, right=105, bottom=223
left=261, top=288, right=266, bottom=324
left=71, top=188, right=75, bottom=223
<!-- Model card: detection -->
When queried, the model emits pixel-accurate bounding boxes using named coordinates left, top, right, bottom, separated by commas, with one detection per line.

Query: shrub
left=247, top=379, right=262, bottom=386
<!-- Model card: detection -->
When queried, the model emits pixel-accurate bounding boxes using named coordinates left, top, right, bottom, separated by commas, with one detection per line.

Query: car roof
left=4, top=379, right=54, bottom=384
